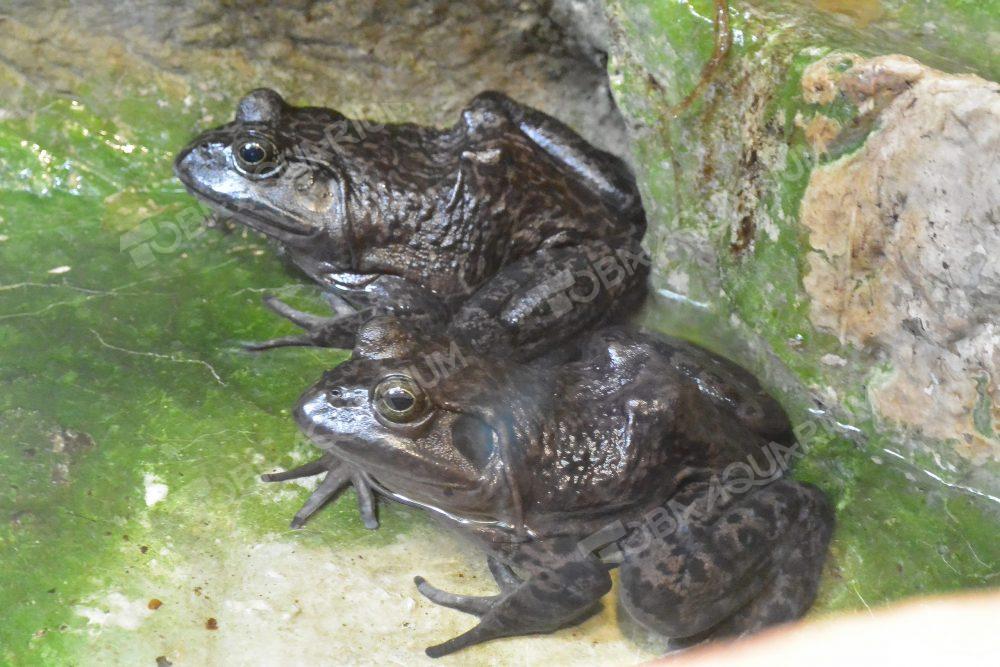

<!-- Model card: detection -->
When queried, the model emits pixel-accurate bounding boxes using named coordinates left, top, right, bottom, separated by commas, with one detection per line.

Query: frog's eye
left=373, top=375, right=427, bottom=424
left=239, top=142, right=267, bottom=164
left=232, top=135, right=281, bottom=178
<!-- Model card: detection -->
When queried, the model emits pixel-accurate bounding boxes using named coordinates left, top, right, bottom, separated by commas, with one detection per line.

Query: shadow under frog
left=174, top=89, right=648, bottom=360
left=266, top=317, right=834, bottom=657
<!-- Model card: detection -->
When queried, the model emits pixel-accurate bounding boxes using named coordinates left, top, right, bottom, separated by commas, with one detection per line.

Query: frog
left=264, top=316, right=835, bottom=657
left=174, top=88, right=649, bottom=360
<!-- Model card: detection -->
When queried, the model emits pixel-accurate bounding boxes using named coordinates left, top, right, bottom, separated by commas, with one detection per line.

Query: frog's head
left=174, top=88, right=352, bottom=254
left=294, top=317, right=540, bottom=529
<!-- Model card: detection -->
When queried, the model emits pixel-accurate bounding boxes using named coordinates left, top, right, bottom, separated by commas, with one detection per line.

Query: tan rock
left=796, top=112, right=843, bottom=155
left=800, top=54, right=1000, bottom=461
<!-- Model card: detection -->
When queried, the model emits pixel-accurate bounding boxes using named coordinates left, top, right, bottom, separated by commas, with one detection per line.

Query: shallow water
left=0, top=1, right=997, bottom=664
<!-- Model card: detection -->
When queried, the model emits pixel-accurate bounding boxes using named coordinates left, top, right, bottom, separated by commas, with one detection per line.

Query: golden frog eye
left=373, top=374, right=427, bottom=424
left=233, top=135, right=281, bottom=177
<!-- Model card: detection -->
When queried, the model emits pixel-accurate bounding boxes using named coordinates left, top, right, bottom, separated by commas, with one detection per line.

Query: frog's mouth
left=184, top=187, right=320, bottom=246
left=366, top=475, right=516, bottom=530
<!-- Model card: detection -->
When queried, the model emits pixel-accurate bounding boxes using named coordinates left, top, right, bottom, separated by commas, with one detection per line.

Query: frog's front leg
left=244, top=294, right=368, bottom=351
left=413, top=548, right=611, bottom=657
left=449, top=238, right=649, bottom=360
left=246, top=275, right=449, bottom=351
left=260, top=452, right=379, bottom=529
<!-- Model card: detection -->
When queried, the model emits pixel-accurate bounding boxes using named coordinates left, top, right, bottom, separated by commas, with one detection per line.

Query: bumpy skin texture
left=174, top=89, right=648, bottom=360
left=268, top=317, right=834, bottom=657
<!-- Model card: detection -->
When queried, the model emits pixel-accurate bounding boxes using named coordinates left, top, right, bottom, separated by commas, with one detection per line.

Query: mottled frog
left=175, top=89, right=648, bottom=360
left=265, top=317, right=834, bottom=657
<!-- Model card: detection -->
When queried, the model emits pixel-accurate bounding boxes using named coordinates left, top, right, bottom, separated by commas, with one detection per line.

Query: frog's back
left=585, top=327, right=791, bottom=442
left=523, top=327, right=793, bottom=517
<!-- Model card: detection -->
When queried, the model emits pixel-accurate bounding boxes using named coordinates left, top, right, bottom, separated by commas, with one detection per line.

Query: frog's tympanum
left=174, top=89, right=648, bottom=360
left=265, top=317, right=834, bottom=657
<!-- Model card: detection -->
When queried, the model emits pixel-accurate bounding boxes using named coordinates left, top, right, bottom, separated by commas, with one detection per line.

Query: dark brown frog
left=174, top=89, right=648, bottom=359
left=264, top=317, right=834, bottom=657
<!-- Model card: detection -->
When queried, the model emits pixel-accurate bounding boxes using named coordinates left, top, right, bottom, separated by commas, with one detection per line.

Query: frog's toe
left=288, top=466, right=352, bottom=528
left=249, top=294, right=360, bottom=350
left=260, top=453, right=334, bottom=482
left=260, top=455, right=381, bottom=529
left=414, top=576, right=499, bottom=616
left=262, top=294, right=331, bottom=329
left=248, top=295, right=337, bottom=350
left=424, top=624, right=501, bottom=659
left=322, top=291, right=358, bottom=318
left=353, top=473, right=379, bottom=529
left=243, top=333, right=316, bottom=351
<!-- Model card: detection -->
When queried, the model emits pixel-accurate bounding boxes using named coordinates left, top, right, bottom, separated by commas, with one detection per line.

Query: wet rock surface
left=602, top=0, right=998, bottom=624
left=0, top=0, right=627, bottom=153
left=800, top=54, right=999, bottom=464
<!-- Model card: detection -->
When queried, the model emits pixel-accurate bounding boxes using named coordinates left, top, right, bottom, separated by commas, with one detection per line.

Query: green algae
left=761, top=0, right=1000, bottom=81
left=0, top=88, right=420, bottom=664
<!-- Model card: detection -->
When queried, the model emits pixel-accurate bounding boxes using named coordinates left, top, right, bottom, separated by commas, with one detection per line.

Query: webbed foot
left=414, top=576, right=508, bottom=658
left=261, top=452, right=379, bottom=529
left=415, top=552, right=608, bottom=658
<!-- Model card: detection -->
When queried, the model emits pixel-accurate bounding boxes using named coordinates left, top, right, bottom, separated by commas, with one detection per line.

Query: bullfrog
left=174, top=89, right=648, bottom=360
left=264, top=317, right=834, bottom=657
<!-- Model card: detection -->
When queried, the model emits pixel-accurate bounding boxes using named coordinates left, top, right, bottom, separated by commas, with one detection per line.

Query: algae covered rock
left=597, top=0, right=999, bottom=616
left=602, top=0, right=999, bottom=488
left=798, top=54, right=999, bottom=465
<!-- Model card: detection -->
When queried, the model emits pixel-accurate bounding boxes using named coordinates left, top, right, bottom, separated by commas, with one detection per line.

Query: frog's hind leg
left=414, top=541, right=612, bottom=658
left=688, top=482, right=834, bottom=641
left=617, top=479, right=834, bottom=644
left=465, top=91, right=644, bottom=220
left=448, top=238, right=649, bottom=361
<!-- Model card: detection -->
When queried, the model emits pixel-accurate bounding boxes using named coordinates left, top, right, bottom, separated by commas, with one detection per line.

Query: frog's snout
left=174, top=127, right=239, bottom=191
left=293, top=384, right=343, bottom=440
left=173, top=141, right=208, bottom=191
left=292, top=389, right=321, bottom=429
